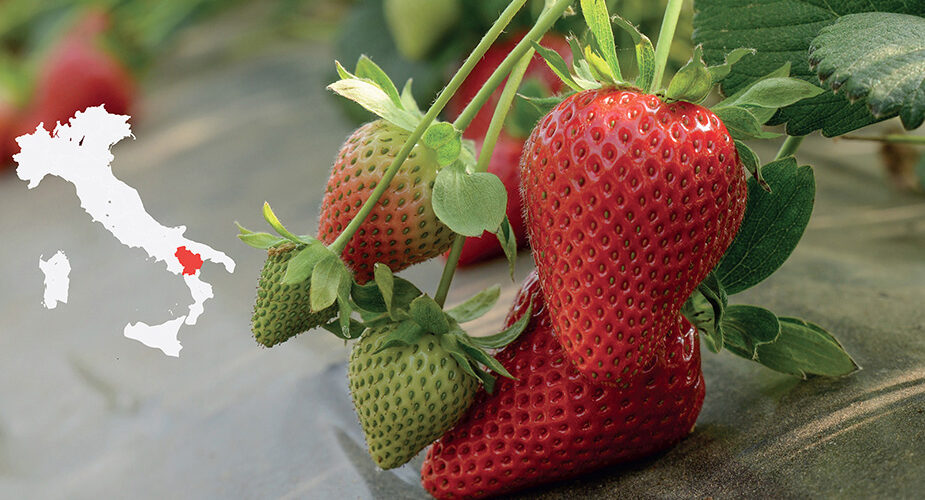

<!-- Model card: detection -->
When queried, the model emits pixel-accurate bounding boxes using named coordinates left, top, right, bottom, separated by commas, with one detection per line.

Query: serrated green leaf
left=713, top=106, right=781, bottom=141
left=708, top=47, right=755, bottom=83
left=717, top=157, right=814, bottom=295
left=375, top=320, right=426, bottom=352
left=532, top=41, right=584, bottom=92
left=694, top=0, right=922, bottom=136
left=468, top=302, right=532, bottom=350
left=422, top=122, right=462, bottom=167
left=446, top=285, right=501, bottom=324
left=310, top=255, right=347, bottom=312
left=432, top=161, right=507, bottom=237
left=281, top=242, right=332, bottom=285
left=238, top=231, right=287, bottom=250
left=721, top=305, right=781, bottom=360
left=327, top=79, right=420, bottom=132
left=754, top=317, right=859, bottom=378
left=722, top=77, right=825, bottom=111
left=580, top=0, right=622, bottom=81
left=494, top=218, right=518, bottom=280
left=808, top=12, right=925, bottom=130
left=611, top=14, right=655, bottom=92
left=666, top=46, right=712, bottom=103
left=354, top=55, right=403, bottom=108
left=409, top=295, right=449, bottom=334
left=733, top=140, right=769, bottom=192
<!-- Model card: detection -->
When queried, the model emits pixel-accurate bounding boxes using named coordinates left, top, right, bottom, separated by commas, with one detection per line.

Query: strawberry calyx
left=352, top=264, right=531, bottom=394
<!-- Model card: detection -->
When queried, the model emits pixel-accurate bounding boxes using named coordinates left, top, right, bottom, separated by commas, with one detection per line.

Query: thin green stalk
left=651, top=0, right=684, bottom=91
left=435, top=50, right=535, bottom=307
left=775, top=135, right=805, bottom=160
left=327, top=0, right=530, bottom=255
left=453, top=0, right=575, bottom=132
left=841, top=134, right=925, bottom=145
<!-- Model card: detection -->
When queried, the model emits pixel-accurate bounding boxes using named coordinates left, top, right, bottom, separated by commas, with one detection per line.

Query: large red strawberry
left=15, top=8, right=134, bottom=137
left=318, top=119, right=454, bottom=283
left=421, top=270, right=704, bottom=499
left=446, top=31, right=571, bottom=140
left=455, top=132, right=529, bottom=267
left=522, top=89, right=747, bottom=384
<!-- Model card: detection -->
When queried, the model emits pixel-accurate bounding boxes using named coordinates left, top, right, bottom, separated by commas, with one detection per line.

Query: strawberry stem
left=452, top=0, right=576, bottom=132
left=652, top=0, right=684, bottom=91
left=775, top=135, right=805, bottom=160
left=327, top=0, right=532, bottom=256
left=435, top=50, right=535, bottom=307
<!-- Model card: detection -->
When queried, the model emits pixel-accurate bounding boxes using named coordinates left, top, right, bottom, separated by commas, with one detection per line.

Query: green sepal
left=310, top=254, right=351, bottom=312
left=683, top=272, right=727, bottom=353
left=666, top=45, right=712, bottom=103
left=610, top=14, right=655, bottom=92
left=719, top=77, right=824, bottom=112
left=758, top=317, right=860, bottom=378
left=321, top=315, right=366, bottom=340
left=583, top=44, right=617, bottom=84
left=717, top=63, right=793, bottom=125
left=351, top=273, right=423, bottom=315
left=579, top=0, right=622, bottom=82
left=432, top=161, right=507, bottom=237
left=446, top=285, right=501, bottom=324
left=262, top=202, right=311, bottom=244
left=374, top=319, right=426, bottom=353
left=567, top=36, right=608, bottom=86
left=354, top=55, right=402, bottom=108
left=716, top=157, right=815, bottom=295
left=422, top=122, right=462, bottom=167
left=400, top=79, right=422, bottom=116
left=532, top=41, right=586, bottom=92
left=708, top=48, right=756, bottom=83
left=409, top=295, right=450, bottom=335
left=517, top=93, right=569, bottom=117
left=733, top=140, right=770, bottom=192
left=467, top=302, right=532, bottom=350
left=721, top=304, right=780, bottom=360
left=493, top=217, right=518, bottom=280
left=438, top=334, right=490, bottom=391
left=235, top=222, right=287, bottom=249
left=328, top=60, right=421, bottom=132
left=281, top=241, right=333, bottom=285
left=456, top=336, right=514, bottom=380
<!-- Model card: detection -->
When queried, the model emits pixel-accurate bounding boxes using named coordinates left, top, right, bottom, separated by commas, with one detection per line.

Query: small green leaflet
left=446, top=285, right=501, bottom=324
left=754, top=317, right=859, bottom=378
left=716, top=63, right=792, bottom=125
left=354, top=55, right=402, bottom=108
left=432, top=161, right=507, bottom=237
left=716, top=157, right=815, bottom=295
left=494, top=218, right=518, bottom=280
left=808, top=12, right=925, bottom=130
left=721, top=305, right=780, bottom=360
left=400, top=79, right=422, bottom=116
left=718, top=77, right=824, bottom=111
left=708, top=48, right=755, bottom=83
left=422, top=122, right=462, bottom=167
left=262, top=201, right=306, bottom=244
left=310, top=254, right=349, bottom=312
left=665, top=46, right=712, bottom=103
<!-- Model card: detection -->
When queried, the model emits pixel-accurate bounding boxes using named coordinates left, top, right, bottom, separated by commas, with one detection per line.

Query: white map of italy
left=15, top=106, right=236, bottom=357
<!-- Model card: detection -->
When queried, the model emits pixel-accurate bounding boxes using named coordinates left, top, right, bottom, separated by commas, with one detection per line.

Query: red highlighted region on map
left=175, top=246, right=203, bottom=275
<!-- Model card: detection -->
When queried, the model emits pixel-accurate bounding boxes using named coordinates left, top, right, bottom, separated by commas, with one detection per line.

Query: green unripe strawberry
left=318, top=119, right=454, bottom=284
left=348, top=325, right=479, bottom=469
left=252, top=242, right=336, bottom=347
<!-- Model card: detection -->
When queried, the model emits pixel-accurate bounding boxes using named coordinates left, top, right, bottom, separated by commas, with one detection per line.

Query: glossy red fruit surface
left=421, top=270, right=704, bottom=499
left=446, top=32, right=571, bottom=140
left=522, top=88, right=747, bottom=384
left=456, top=133, right=529, bottom=266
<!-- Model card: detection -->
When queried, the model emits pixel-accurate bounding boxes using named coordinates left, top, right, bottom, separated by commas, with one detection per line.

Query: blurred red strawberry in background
left=11, top=8, right=134, bottom=151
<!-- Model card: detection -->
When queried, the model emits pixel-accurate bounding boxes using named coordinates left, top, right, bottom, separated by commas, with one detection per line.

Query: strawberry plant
left=231, top=0, right=923, bottom=495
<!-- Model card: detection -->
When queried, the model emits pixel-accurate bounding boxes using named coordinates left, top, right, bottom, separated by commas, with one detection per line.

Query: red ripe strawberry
left=15, top=9, right=134, bottom=137
left=455, top=132, right=529, bottom=266
left=421, top=270, right=704, bottom=499
left=521, top=89, right=747, bottom=384
left=446, top=32, right=571, bottom=140
left=318, top=119, right=454, bottom=283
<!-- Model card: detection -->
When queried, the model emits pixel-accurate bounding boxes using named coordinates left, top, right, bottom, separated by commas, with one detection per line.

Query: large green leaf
left=716, top=157, right=814, bottom=295
left=808, top=12, right=925, bottom=130
left=693, top=0, right=922, bottom=136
